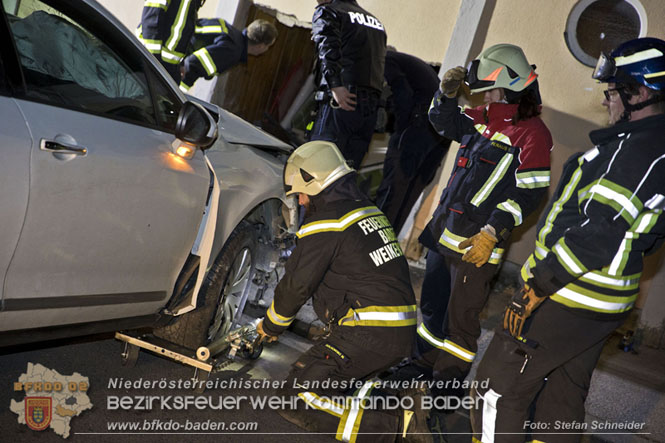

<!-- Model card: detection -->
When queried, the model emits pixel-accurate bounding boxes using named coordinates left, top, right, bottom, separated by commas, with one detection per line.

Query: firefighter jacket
left=523, top=114, right=665, bottom=318
left=312, top=0, right=386, bottom=92
left=262, top=175, right=417, bottom=347
left=139, top=0, right=201, bottom=66
left=179, top=18, right=247, bottom=91
left=419, top=91, right=552, bottom=264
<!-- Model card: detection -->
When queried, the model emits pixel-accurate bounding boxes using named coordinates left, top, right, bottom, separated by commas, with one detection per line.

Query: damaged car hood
left=187, top=94, right=293, bottom=154
left=217, top=108, right=292, bottom=153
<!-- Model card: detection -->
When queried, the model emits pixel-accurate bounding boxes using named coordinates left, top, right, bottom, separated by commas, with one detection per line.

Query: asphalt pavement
left=1, top=329, right=323, bottom=442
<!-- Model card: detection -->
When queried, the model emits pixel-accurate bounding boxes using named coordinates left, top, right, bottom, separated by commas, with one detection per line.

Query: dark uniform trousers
left=470, top=301, right=625, bottom=443
left=276, top=327, right=410, bottom=443
left=376, top=114, right=448, bottom=233
left=415, top=253, right=497, bottom=386
left=310, top=86, right=380, bottom=170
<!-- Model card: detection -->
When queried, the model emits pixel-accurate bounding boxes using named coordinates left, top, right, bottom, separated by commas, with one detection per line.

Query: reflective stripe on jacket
left=419, top=90, right=552, bottom=262
left=180, top=18, right=247, bottom=91
left=139, top=0, right=200, bottom=64
left=526, top=114, right=665, bottom=316
left=263, top=177, right=416, bottom=338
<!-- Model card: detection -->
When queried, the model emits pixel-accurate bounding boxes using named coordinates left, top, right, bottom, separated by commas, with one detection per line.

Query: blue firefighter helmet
left=593, top=37, right=665, bottom=90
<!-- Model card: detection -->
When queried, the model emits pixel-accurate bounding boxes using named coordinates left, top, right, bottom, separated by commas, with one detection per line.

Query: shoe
left=399, top=387, right=434, bottom=443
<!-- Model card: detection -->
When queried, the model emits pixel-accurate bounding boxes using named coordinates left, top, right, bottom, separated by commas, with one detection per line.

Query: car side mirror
left=175, top=101, right=218, bottom=150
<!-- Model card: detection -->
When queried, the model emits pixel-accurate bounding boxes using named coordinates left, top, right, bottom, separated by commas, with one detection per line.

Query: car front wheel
left=154, top=222, right=258, bottom=350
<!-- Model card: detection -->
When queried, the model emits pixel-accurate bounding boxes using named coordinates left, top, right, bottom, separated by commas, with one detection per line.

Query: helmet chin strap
left=617, top=88, right=665, bottom=123
left=617, top=90, right=633, bottom=123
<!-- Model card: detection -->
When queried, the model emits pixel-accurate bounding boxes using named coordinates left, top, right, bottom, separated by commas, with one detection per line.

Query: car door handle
left=40, top=139, right=88, bottom=156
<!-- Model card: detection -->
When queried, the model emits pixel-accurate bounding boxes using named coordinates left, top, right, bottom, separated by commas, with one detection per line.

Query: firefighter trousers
left=415, top=253, right=497, bottom=387
left=470, top=300, right=626, bottom=443
left=275, top=327, right=412, bottom=443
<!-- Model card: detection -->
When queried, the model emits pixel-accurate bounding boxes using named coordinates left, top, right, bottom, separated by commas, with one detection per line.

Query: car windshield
left=9, top=10, right=145, bottom=100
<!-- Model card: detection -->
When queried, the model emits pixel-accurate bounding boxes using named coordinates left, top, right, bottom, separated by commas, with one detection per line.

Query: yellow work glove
left=458, top=226, right=497, bottom=267
left=256, top=319, right=279, bottom=344
left=440, top=66, right=467, bottom=98
left=503, top=285, right=545, bottom=338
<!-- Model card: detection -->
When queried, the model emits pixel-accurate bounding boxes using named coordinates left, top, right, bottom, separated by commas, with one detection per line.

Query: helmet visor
left=592, top=53, right=616, bottom=82
left=465, top=59, right=497, bottom=92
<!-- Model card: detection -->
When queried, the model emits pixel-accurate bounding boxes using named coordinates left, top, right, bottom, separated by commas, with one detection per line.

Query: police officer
left=413, top=44, right=552, bottom=389
left=179, top=18, right=278, bottom=92
left=256, top=141, right=431, bottom=442
left=376, top=50, right=451, bottom=233
left=472, top=37, right=665, bottom=443
left=138, top=0, right=202, bottom=82
left=309, top=0, right=387, bottom=169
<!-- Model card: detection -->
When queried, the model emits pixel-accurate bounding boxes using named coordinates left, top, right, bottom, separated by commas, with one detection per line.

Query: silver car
left=0, top=0, right=295, bottom=348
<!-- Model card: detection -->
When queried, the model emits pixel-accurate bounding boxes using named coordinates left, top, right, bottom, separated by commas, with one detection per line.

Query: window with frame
left=565, top=0, right=646, bottom=67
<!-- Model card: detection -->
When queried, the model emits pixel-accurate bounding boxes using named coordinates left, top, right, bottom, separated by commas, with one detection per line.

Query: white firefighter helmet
left=283, top=141, right=354, bottom=196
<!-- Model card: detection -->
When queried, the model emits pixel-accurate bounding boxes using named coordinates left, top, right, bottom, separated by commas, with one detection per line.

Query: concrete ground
left=1, top=262, right=663, bottom=442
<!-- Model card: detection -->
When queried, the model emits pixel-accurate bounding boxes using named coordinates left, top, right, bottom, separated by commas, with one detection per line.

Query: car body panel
left=217, top=108, right=292, bottom=154
left=1, top=99, right=210, bottom=330
left=205, top=136, right=289, bottom=263
left=172, top=155, right=221, bottom=316
left=186, top=99, right=292, bottom=267
left=0, top=0, right=292, bottom=341
left=0, top=97, right=31, bottom=302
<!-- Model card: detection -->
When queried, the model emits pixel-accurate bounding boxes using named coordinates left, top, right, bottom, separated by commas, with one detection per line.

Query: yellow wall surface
left=97, top=0, right=458, bottom=63
left=256, top=0, right=460, bottom=64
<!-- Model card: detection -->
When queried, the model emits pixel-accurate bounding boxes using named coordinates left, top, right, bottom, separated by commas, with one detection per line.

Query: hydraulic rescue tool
left=115, top=319, right=263, bottom=390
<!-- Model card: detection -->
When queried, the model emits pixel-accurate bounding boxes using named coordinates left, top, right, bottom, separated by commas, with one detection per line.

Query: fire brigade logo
left=25, top=397, right=52, bottom=431
left=10, top=363, right=92, bottom=438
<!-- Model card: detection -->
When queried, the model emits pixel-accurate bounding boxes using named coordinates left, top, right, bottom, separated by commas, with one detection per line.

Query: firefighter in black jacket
left=138, top=0, right=202, bottom=82
left=179, top=18, right=277, bottom=92
left=472, top=37, right=665, bottom=443
left=309, top=0, right=387, bottom=169
left=257, top=141, right=432, bottom=442
left=376, top=50, right=451, bottom=233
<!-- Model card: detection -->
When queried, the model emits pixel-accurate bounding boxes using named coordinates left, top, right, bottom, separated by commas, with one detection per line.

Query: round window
left=565, top=0, right=647, bottom=67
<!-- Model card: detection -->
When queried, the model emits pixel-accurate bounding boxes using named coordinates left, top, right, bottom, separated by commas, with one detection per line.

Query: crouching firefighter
left=257, top=140, right=433, bottom=443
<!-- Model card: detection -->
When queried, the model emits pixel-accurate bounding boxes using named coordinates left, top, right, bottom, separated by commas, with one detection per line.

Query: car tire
left=154, top=222, right=258, bottom=350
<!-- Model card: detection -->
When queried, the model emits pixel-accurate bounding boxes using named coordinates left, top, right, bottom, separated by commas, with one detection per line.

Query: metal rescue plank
left=115, top=332, right=213, bottom=372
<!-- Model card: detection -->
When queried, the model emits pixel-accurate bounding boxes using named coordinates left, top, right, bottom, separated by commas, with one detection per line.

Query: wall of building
left=253, top=0, right=460, bottom=64
left=97, top=0, right=458, bottom=63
